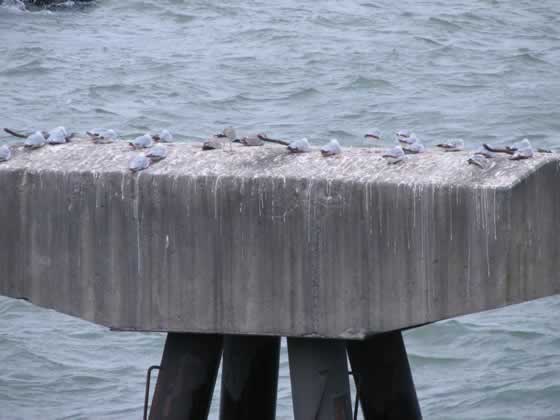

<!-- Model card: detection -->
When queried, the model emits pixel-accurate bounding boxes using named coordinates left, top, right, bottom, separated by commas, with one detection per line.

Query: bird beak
left=364, top=134, right=380, bottom=139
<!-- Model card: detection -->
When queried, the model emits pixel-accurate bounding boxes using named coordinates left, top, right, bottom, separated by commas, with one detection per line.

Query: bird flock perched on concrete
left=0, top=124, right=553, bottom=172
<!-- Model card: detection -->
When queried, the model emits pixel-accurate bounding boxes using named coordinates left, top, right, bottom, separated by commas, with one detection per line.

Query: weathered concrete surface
left=0, top=139, right=559, bottom=338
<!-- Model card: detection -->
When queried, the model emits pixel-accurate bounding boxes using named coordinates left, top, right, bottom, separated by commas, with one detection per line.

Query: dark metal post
left=346, top=331, right=422, bottom=420
left=148, top=333, right=223, bottom=420
left=288, top=338, right=353, bottom=420
left=219, top=335, right=281, bottom=420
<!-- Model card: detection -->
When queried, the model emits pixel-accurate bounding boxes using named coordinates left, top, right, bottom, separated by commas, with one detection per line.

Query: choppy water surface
left=1, top=0, right=560, bottom=419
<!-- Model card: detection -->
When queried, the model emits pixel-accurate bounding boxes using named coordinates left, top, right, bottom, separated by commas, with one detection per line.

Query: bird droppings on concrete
left=0, top=138, right=559, bottom=338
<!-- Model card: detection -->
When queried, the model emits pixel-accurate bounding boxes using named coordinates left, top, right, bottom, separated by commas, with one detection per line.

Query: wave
left=342, top=75, right=394, bottom=90
left=1, top=0, right=97, bottom=12
left=0, top=58, right=50, bottom=76
left=428, top=16, right=464, bottom=31
left=0, top=0, right=26, bottom=12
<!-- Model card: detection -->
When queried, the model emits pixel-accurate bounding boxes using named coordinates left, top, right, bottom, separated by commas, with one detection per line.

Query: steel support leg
left=346, top=331, right=422, bottom=420
left=148, top=333, right=223, bottom=420
left=219, top=335, right=281, bottom=420
left=288, top=338, right=353, bottom=420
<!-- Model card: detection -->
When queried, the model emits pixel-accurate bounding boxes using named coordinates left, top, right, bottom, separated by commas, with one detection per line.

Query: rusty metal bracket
left=143, top=365, right=161, bottom=420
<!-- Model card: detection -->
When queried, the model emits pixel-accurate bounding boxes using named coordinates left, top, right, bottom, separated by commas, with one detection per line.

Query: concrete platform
left=0, top=139, right=559, bottom=339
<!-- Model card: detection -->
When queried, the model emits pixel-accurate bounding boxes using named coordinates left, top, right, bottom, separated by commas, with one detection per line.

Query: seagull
left=437, top=138, right=464, bottom=152
left=364, top=128, right=382, bottom=140
left=153, top=129, right=173, bottom=143
left=129, top=154, right=151, bottom=172
left=402, top=137, right=425, bottom=154
left=239, top=134, right=265, bottom=147
left=287, top=138, right=311, bottom=153
left=47, top=126, right=68, bottom=145
left=87, top=129, right=117, bottom=144
left=202, top=135, right=228, bottom=150
left=24, top=131, right=47, bottom=149
left=510, top=139, right=534, bottom=160
left=473, top=146, right=495, bottom=159
left=129, top=134, right=154, bottom=149
left=382, top=145, right=406, bottom=164
left=321, top=139, right=342, bottom=156
left=507, top=138, right=531, bottom=153
left=398, top=132, right=419, bottom=145
left=468, top=154, right=489, bottom=169
left=145, top=144, right=168, bottom=161
left=396, top=129, right=412, bottom=141
left=215, top=127, right=237, bottom=151
left=0, top=145, right=11, bottom=162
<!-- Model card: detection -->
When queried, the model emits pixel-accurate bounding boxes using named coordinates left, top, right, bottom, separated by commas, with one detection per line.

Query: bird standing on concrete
left=382, top=145, right=406, bottom=164
left=203, top=135, right=228, bottom=151
left=402, top=137, right=425, bottom=154
left=320, top=139, right=342, bottom=156
left=364, top=128, right=382, bottom=141
left=510, top=139, right=534, bottom=160
left=214, top=127, right=237, bottom=151
left=474, top=146, right=496, bottom=159
left=152, top=129, right=173, bottom=143
left=437, top=139, right=464, bottom=152
left=239, top=134, right=265, bottom=147
left=129, top=134, right=154, bottom=149
left=24, top=131, right=47, bottom=149
left=145, top=144, right=168, bottom=162
left=47, top=126, right=68, bottom=145
left=129, top=154, right=151, bottom=172
left=287, top=138, right=311, bottom=153
left=468, top=154, right=489, bottom=169
left=0, top=145, right=11, bottom=162
left=87, top=129, right=118, bottom=144
left=396, top=129, right=412, bottom=142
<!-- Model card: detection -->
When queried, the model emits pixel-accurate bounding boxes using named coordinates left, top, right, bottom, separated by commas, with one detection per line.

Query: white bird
left=203, top=135, right=228, bottom=150
left=88, top=129, right=117, bottom=144
left=396, top=129, right=412, bottom=140
left=240, top=134, right=265, bottom=147
left=129, top=154, right=151, bottom=172
left=222, top=127, right=236, bottom=141
left=437, top=138, right=464, bottom=152
left=321, top=139, right=342, bottom=156
left=146, top=144, right=168, bottom=161
left=402, top=137, right=425, bottom=154
left=474, top=147, right=495, bottom=159
left=221, top=127, right=237, bottom=151
left=398, top=132, right=418, bottom=145
left=154, top=129, right=173, bottom=143
left=287, top=138, right=311, bottom=153
left=382, top=145, right=406, bottom=164
left=24, top=131, right=47, bottom=149
left=510, top=140, right=534, bottom=160
left=0, top=145, right=11, bottom=162
left=468, top=154, right=489, bottom=169
left=508, top=138, right=531, bottom=152
left=129, top=134, right=154, bottom=149
left=47, top=126, right=68, bottom=145
left=364, top=128, right=382, bottom=140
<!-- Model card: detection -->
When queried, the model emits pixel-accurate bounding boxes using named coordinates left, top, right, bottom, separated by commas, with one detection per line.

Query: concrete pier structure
left=0, top=139, right=559, bottom=418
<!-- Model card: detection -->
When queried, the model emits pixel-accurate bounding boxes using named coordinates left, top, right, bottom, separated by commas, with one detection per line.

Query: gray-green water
left=1, top=0, right=560, bottom=418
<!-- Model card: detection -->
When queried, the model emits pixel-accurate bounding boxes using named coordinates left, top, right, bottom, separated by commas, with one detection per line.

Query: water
left=1, top=0, right=559, bottom=418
